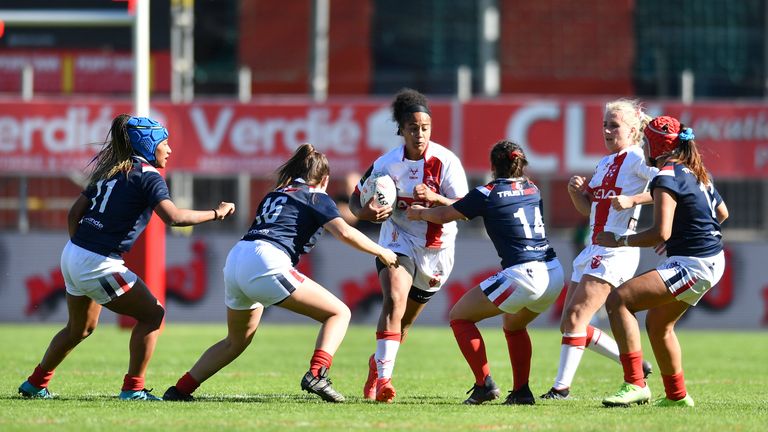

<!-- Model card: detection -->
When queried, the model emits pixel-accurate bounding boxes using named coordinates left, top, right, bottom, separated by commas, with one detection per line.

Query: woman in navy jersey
left=164, top=143, right=398, bottom=403
left=18, top=114, right=235, bottom=401
left=407, top=140, right=564, bottom=405
left=597, top=116, right=728, bottom=408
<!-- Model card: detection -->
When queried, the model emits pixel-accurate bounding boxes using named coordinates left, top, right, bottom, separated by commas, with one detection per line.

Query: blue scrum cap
left=126, top=116, right=169, bottom=164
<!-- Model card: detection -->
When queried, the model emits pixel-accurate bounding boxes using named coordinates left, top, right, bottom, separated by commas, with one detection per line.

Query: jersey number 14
left=513, top=206, right=546, bottom=238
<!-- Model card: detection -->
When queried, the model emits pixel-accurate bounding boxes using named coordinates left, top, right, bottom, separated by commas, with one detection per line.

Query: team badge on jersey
left=591, top=255, right=603, bottom=269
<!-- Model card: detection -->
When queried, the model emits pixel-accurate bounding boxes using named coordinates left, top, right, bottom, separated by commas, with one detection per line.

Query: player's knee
left=335, top=303, right=352, bottom=323
left=70, top=324, right=97, bottom=341
left=143, top=303, right=165, bottom=329
left=604, top=291, right=622, bottom=314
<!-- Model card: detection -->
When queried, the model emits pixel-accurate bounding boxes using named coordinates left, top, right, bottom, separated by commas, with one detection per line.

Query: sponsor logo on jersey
left=82, top=217, right=104, bottom=230
left=591, top=187, right=621, bottom=200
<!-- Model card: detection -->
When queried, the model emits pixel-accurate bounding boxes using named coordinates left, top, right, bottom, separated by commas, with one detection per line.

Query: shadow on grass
left=2, top=392, right=462, bottom=405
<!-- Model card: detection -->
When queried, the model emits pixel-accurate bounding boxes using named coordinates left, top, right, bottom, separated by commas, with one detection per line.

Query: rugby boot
left=162, top=385, right=194, bottom=401
left=301, top=366, right=345, bottom=403
left=363, top=354, right=377, bottom=400
left=463, top=375, right=501, bottom=405
left=540, top=387, right=570, bottom=400
left=654, top=394, right=694, bottom=407
left=602, top=382, right=651, bottom=407
left=119, top=388, right=163, bottom=401
left=18, top=381, right=54, bottom=399
left=375, top=378, right=396, bottom=403
left=503, top=383, right=535, bottom=405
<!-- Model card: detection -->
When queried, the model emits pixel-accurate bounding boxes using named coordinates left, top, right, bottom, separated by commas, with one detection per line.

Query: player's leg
left=19, top=293, right=101, bottom=398
left=448, top=285, right=504, bottom=404
left=547, top=276, right=611, bottom=398
left=603, top=270, right=672, bottom=407
left=165, top=307, right=263, bottom=401
left=103, top=277, right=165, bottom=400
left=646, top=299, right=691, bottom=405
left=501, top=308, right=539, bottom=405
left=280, top=276, right=350, bottom=402
left=370, top=255, right=415, bottom=402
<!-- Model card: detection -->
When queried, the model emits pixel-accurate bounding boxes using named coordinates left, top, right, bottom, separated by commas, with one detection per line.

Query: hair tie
left=508, top=150, right=523, bottom=161
left=678, top=128, right=695, bottom=142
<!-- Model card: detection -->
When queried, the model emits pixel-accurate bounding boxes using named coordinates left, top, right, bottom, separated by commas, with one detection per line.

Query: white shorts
left=385, top=234, right=454, bottom=293
left=223, top=240, right=307, bottom=310
left=479, top=259, right=565, bottom=314
left=571, top=244, right=640, bottom=288
left=656, top=251, right=725, bottom=306
left=60, top=241, right=138, bottom=305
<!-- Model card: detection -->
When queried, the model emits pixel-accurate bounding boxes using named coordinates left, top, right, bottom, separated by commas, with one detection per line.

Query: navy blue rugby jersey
left=71, top=157, right=170, bottom=257
left=452, top=178, right=556, bottom=268
left=651, top=162, right=724, bottom=258
left=241, top=180, right=342, bottom=266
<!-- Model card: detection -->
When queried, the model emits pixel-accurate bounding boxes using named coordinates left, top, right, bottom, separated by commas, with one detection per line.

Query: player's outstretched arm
left=611, top=191, right=653, bottom=210
left=154, top=200, right=235, bottom=226
left=324, top=217, right=398, bottom=267
left=406, top=204, right=465, bottom=224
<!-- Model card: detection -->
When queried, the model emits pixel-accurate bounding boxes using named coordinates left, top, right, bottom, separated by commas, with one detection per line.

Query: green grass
left=1, top=323, right=766, bottom=431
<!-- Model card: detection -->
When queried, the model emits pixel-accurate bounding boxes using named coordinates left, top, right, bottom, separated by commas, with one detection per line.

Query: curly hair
left=391, top=88, right=431, bottom=134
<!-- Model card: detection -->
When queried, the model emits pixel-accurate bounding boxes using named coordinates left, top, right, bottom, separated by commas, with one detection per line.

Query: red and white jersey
left=584, top=146, right=658, bottom=244
left=359, top=141, right=468, bottom=249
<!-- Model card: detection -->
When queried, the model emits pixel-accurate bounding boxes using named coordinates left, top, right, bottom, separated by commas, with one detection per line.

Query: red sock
left=27, top=364, right=54, bottom=388
left=503, top=328, right=531, bottom=391
left=450, top=319, right=489, bottom=386
left=662, top=372, right=687, bottom=401
left=122, top=374, right=145, bottom=392
left=619, top=351, right=646, bottom=387
left=309, top=349, right=333, bottom=376
left=175, top=372, right=200, bottom=395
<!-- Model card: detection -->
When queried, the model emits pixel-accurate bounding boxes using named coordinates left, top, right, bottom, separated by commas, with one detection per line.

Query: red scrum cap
left=644, top=116, right=681, bottom=159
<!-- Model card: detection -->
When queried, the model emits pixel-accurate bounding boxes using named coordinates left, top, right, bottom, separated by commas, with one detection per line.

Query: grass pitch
left=1, top=323, right=766, bottom=431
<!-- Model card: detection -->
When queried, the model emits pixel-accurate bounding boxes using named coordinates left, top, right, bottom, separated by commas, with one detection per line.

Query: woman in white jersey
left=349, top=88, right=469, bottom=403
left=542, top=99, right=656, bottom=400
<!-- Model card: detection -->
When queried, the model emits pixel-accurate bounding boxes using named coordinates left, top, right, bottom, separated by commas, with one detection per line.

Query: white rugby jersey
left=584, top=146, right=658, bottom=244
left=359, top=141, right=468, bottom=249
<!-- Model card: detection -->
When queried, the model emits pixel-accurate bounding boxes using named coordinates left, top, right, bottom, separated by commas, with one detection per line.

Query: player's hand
left=413, top=183, right=437, bottom=204
left=595, top=231, right=617, bottom=247
left=377, top=248, right=399, bottom=268
left=567, top=175, right=586, bottom=194
left=214, top=202, right=235, bottom=220
left=358, top=197, right=393, bottom=223
left=611, top=195, right=634, bottom=210
left=406, top=204, right=426, bottom=221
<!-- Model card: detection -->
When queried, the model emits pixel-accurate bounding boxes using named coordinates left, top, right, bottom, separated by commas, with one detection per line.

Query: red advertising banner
left=461, top=99, right=768, bottom=178
left=0, top=98, right=766, bottom=178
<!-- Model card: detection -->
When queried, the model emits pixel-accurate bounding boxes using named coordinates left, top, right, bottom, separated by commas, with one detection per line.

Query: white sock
left=375, top=338, right=400, bottom=379
left=553, top=332, right=587, bottom=390
left=586, top=327, right=620, bottom=362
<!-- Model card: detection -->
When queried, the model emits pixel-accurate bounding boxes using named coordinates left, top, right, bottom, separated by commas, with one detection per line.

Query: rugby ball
left=360, top=173, right=397, bottom=208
